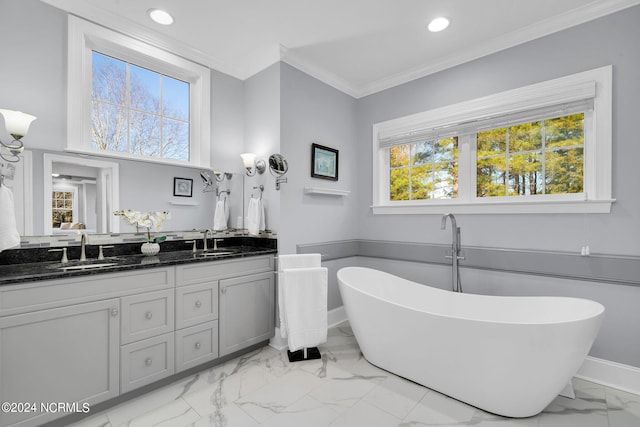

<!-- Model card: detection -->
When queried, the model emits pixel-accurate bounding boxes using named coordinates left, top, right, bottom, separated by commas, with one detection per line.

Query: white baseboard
left=328, top=305, right=347, bottom=328
left=576, top=356, right=640, bottom=395
left=269, top=306, right=349, bottom=351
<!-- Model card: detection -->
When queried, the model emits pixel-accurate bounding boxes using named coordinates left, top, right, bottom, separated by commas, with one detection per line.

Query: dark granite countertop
left=0, top=242, right=277, bottom=286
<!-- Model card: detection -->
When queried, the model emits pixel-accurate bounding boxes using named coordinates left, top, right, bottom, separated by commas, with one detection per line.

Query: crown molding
left=355, top=0, right=640, bottom=98
left=40, top=0, right=241, bottom=77
left=279, top=46, right=360, bottom=98
left=41, top=0, right=640, bottom=98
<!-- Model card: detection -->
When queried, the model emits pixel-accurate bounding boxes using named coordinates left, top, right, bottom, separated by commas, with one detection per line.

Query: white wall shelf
left=303, top=187, right=351, bottom=197
left=170, top=200, right=199, bottom=206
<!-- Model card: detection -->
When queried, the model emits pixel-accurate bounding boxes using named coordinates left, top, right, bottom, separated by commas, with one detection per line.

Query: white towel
left=247, top=197, right=265, bottom=236
left=0, top=185, right=20, bottom=252
left=213, top=199, right=228, bottom=231
left=280, top=267, right=328, bottom=352
left=278, top=253, right=321, bottom=270
left=278, top=253, right=322, bottom=338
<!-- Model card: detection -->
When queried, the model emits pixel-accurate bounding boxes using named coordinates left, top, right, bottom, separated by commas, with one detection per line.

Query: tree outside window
left=476, top=113, right=584, bottom=197
left=91, top=51, right=190, bottom=162
left=389, top=137, right=458, bottom=201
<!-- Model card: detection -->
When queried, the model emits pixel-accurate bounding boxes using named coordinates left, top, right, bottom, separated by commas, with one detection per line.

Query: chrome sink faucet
left=80, top=232, right=89, bottom=261
left=202, top=229, right=212, bottom=251
left=441, top=213, right=464, bottom=292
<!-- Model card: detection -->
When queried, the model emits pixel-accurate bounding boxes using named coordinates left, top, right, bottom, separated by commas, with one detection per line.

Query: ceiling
left=41, top=0, right=640, bottom=98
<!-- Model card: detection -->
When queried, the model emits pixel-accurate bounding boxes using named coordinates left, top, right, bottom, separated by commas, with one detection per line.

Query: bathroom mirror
left=10, top=149, right=247, bottom=237
left=43, top=153, right=120, bottom=235
left=268, top=153, right=288, bottom=176
left=268, top=153, right=288, bottom=190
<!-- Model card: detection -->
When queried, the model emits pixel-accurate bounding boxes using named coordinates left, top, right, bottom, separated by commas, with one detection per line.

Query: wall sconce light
left=0, top=109, right=37, bottom=163
left=240, top=153, right=266, bottom=176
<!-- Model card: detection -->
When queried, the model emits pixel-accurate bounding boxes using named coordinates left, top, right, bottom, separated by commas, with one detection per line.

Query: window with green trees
left=476, top=113, right=584, bottom=197
left=372, top=66, right=612, bottom=215
left=389, top=138, right=458, bottom=201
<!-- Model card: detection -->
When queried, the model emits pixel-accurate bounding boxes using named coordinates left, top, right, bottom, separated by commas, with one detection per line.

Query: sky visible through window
left=91, top=51, right=190, bottom=161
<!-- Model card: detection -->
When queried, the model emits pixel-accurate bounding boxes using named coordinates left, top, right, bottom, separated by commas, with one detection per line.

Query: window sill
left=64, top=148, right=210, bottom=169
left=371, top=199, right=615, bottom=215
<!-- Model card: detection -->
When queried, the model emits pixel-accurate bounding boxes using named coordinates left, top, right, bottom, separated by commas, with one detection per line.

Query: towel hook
left=252, top=185, right=264, bottom=200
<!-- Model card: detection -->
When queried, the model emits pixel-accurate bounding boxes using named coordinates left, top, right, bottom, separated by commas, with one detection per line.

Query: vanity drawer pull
left=195, top=300, right=202, bottom=308
left=145, top=311, right=153, bottom=320
left=195, top=342, right=201, bottom=350
left=145, top=357, right=153, bottom=366
left=111, top=308, right=119, bottom=317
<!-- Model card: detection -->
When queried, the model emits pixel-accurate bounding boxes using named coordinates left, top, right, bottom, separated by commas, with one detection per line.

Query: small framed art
left=311, top=143, right=339, bottom=181
left=173, top=177, right=193, bottom=197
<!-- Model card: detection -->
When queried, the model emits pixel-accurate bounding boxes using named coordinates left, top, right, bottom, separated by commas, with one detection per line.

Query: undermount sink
left=198, top=251, right=235, bottom=257
left=57, top=262, right=119, bottom=271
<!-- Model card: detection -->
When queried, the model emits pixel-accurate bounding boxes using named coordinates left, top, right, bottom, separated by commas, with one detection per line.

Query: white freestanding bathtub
left=337, top=267, right=605, bottom=418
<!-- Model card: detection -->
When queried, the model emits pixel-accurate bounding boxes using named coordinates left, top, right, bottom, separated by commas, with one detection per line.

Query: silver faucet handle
left=213, top=238, right=223, bottom=250
left=48, top=248, right=68, bottom=264
left=98, top=245, right=114, bottom=260
left=185, top=240, right=197, bottom=253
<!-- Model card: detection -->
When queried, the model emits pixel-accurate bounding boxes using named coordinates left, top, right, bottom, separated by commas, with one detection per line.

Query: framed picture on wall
left=173, top=177, right=193, bottom=197
left=311, top=143, right=339, bottom=181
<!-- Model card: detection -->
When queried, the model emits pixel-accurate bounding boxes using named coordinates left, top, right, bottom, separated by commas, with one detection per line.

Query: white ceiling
left=41, top=0, right=640, bottom=98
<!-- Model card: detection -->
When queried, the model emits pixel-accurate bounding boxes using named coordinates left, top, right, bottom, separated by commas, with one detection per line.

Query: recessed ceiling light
left=148, top=9, right=174, bottom=25
left=427, top=17, right=449, bottom=32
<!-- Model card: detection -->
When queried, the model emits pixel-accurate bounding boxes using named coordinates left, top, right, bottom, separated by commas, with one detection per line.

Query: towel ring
left=252, top=185, right=264, bottom=200
left=217, top=189, right=230, bottom=200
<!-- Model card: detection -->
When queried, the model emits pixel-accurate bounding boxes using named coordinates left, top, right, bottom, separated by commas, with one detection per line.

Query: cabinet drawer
left=120, top=332, right=175, bottom=393
left=175, top=281, right=218, bottom=329
left=0, top=267, right=174, bottom=317
left=121, top=289, right=174, bottom=344
left=176, top=255, right=274, bottom=286
left=175, top=320, right=219, bottom=372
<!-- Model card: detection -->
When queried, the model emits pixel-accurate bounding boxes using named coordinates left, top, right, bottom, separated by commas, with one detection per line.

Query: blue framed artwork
left=311, top=143, right=338, bottom=181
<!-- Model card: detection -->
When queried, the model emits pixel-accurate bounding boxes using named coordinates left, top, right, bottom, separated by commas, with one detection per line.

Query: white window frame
left=67, top=16, right=211, bottom=168
left=372, top=66, right=613, bottom=214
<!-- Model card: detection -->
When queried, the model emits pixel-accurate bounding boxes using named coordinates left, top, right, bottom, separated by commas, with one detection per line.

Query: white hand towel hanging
left=278, top=254, right=322, bottom=338
left=280, top=266, right=328, bottom=352
left=247, top=197, right=265, bottom=236
left=213, top=199, right=228, bottom=231
left=0, top=185, right=21, bottom=252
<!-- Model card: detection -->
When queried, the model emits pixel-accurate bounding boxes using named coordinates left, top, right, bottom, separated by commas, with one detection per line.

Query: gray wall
left=356, top=5, right=640, bottom=257
left=242, top=63, right=281, bottom=233
left=279, top=63, right=359, bottom=255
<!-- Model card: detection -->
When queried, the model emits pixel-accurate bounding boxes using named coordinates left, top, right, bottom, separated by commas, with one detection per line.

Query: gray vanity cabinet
left=219, top=271, right=275, bottom=357
left=0, top=255, right=275, bottom=426
left=0, top=299, right=120, bottom=427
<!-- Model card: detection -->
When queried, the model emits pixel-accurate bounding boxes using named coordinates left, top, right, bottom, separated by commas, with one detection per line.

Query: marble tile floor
left=71, top=322, right=640, bottom=427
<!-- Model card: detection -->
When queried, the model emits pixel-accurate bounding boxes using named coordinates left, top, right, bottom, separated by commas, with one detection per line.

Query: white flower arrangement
left=114, top=210, right=169, bottom=243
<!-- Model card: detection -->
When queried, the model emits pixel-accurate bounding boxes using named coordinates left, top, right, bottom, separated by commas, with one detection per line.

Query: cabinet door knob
left=195, top=342, right=201, bottom=350
left=111, top=308, right=119, bottom=317
left=221, top=288, right=227, bottom=294
left=145, top=358, right=153, bottom=366
left=145, top=311, right=153, bottom=320
left=195, top=300, right=202, bottom=308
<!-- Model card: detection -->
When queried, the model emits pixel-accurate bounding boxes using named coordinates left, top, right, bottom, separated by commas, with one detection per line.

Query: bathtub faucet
left=441, top=213, right=464, bottom=292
